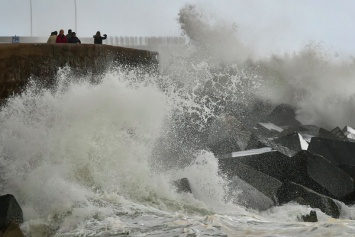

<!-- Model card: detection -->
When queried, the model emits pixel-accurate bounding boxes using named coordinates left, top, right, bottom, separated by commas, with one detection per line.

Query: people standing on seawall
left=68, top=32, right=81, bottom=44
left=56, top=29, right=67, bottom=43
left=47, top=31, right=57, bottom=43
left=93, top=31, right=107, bottom=44
left=66, top=29, right=72, bottom=42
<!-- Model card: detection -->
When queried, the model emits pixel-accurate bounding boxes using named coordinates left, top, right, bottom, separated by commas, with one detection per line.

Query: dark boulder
left=207, top=114, right=251, bottom=154
left=245, top=134, right=296, bottom=157
left=277, top=181, right=341, bottom=218
left=272, top=132, right=309, bottom=153
left=308, top=137, right=355, bottom=166
left=223, top=161, right=282, bottom=203
left=330, top=127, right=349, bottom=141
left=251, top=123, right=282, bottom=139
left=0, top=220, right=24, bottom=237
left=308, top=137, right=355, bottom=189
left=317, top=128, right=348, bottom=141
left=291, top=151, right=353, bottom=201
left=218, top=150, right=354, bottom=201
left=298, top=210, right=318, bottom=222
left=226, top=176, right=275, bottom=211
left=0, top=194, right=23, bottom=230
left=173, top=178, right=192, bottom=194
left=261, top=104, right=301, bottom=127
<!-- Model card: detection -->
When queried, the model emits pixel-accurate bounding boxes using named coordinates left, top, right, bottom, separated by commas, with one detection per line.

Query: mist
left=168, top=4, right=355, bottom=130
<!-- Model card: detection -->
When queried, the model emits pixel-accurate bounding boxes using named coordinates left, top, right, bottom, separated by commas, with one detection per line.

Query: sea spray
left=0, top=69, right=172, bottom=221
left=1, top=3, right=355, bottom=236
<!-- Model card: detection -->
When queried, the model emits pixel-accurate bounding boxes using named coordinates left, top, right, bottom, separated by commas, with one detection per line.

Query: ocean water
left=2, top=4, right=355, bottom=237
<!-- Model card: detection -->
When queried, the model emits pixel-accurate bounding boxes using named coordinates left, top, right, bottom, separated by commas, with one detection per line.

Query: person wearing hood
left=68, top=32, right=81, bottom=44
left=66, top=29, right=72, bottom=42
left=93, top=31, right=107, bottom=44
left=56, top=29, right=67, bottom=43
left=47, top=31, right=57, bottom=43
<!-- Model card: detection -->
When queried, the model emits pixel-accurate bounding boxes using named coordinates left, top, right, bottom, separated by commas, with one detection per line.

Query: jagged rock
left=173, top=178, right=192, bottom=193
left=230, top=100, right=274, bottom=130
left=279, top=124, right=319, bottom=137
left=0, top=195, right=23, bottom=230
left=223, top=161, right=282, bottom=203
left=245, top=134, right=296, bottom=157
left=330, top=127, right=348, bottom=141
left=317, top=128, right=347, bottom=141
left=277, top=181, right=341, bottom=218
left=219, top=149, right=293, bottom=183
left=298, top=210, right=318, bottom=222
left=292, top=151, right=354, bottom=201
left=218, top=150, right=354, bottom=201
left=227, top=176, right=275, bottom=211
left=251, top=123, right=282, bottom=139
left=308, top=137, right=355, bottom=165
left=272, top=132, right=309, bottom=152
left=261, top=104, right=301, bottom=127
left=207, top=114, right=251, bottom=154
left=0, top=221, right=24, bottom=237
left=338, top=164, right=355, bottom=181
left=308, top=137, right=355, bottom=182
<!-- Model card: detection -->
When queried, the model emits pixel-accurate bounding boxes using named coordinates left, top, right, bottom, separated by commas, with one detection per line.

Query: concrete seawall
left=0, top=43, right=158, bottom=102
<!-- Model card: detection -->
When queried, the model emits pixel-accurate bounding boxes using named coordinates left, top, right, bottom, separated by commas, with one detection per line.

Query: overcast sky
left=1, top=0, right=355, bottom=57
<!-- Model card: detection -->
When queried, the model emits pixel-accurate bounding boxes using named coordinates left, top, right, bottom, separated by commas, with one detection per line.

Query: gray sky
left=1, top=0, right=355, bottom=57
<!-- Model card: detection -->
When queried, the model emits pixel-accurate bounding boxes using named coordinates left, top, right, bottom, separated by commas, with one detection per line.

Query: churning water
left=1, top=4, right=355, bottom=237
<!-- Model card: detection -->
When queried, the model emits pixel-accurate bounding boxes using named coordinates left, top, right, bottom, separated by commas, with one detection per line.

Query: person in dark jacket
left=56, top=29, right=67, bottom=43
left=93, top=31, right=107, bottom=44
left=66, top=29, right=72, bottom=42
left=68, top=32, right=81, bottom=44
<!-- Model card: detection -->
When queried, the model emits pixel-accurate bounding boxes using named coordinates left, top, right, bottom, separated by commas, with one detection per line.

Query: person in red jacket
left=56, top=29, right=67, bottom=43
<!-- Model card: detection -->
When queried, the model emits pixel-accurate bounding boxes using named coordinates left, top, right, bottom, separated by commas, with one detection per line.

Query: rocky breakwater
left=0, top=43, right=158, bottom=103
left=178, top=102, right=355, bottom=221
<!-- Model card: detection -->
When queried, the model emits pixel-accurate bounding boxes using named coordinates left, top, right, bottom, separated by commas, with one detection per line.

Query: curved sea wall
left=0, top=43, right=158, bottom=102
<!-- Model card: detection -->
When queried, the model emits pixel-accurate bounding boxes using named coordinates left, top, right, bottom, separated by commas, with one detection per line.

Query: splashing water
left=0, top=4, right=355, bottom=237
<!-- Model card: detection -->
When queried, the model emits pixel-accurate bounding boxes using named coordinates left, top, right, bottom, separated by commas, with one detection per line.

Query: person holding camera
left=93, top=31, right=107, bottom=44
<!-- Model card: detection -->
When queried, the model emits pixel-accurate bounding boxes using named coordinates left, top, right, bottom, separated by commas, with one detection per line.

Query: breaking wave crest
left=0, top=3, right=355, bottom=236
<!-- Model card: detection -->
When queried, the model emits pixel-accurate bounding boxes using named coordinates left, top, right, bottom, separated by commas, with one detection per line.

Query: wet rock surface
left=207, top=103, right=355, bottom=217
left=0, top=194, right=23, bottom=230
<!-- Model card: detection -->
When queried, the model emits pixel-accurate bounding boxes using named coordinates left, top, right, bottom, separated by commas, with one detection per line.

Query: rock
left=218, top=149, right=292, bottom=183
left=220, top=159, right=282, bottom=203
left=338, top=164, right=355, bottom=181
left=298, top=210, right=318, bottom=222
left=330, top=127, right=348, bottom=141
left=219, top=150, right=354, bottom=201
left=277, top=181, right=341, bottom=218
left=207, top=114, right=251, bottom=154
left=173, top=178, right=192, bottom=193
left=308, top=137, right=355, bottom=166
left=317, top=128, right=347, bottom=141
left=0, top=221, right=24, bottom=237
left=291, top=151, right=354, bottom=201
left=245, top=134, right=296, bottom=157
left=308, top=137, right=355, bottom=183
left=226, top=176, right=275, bottom=211
left=254, top=122, right=283, bottom=138
left=0, top=195, right=23, bottom=230
left=261, top=104, right=301, bottom=127
left=272, top=132, right=309, bottom=152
